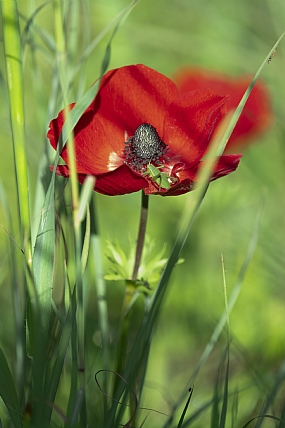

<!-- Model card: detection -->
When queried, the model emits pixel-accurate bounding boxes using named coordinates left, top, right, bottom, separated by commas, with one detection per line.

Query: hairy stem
left=131, top=192, right=149, bottom=280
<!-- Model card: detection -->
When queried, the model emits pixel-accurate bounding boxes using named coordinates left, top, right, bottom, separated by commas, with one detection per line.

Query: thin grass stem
left=53, top=0, right=86, bottom=414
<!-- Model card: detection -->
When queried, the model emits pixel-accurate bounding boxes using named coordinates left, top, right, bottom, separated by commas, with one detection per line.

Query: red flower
left=172, top=67, right=273, bottom=152
left=47, top=64, right=241, bottom=196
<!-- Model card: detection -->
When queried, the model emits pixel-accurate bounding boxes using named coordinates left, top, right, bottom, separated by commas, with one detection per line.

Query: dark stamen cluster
left=124, top=123, right=168, bottom=171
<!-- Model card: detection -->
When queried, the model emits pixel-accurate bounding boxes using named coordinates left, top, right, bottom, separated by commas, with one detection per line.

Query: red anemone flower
left=47, top=64, right=242, bottom=196
left=172, top=67, right=273, bottom=153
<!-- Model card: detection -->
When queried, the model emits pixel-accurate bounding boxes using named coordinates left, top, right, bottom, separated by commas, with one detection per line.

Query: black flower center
left=124, top=123, right=168, bottom=171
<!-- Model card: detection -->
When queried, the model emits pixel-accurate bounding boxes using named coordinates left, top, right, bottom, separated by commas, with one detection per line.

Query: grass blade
left=219, top=348, right=230, bottom=428
left=1, top=0, right=31, bottom=259
left=32, top=174, right=55, bottom=334
left=177, top=388, right=194, bottom=428
left=0, top=181, right=25, bottom=397
left=0, top=349, right=22, bottom=428
left=59, top=0, right=139, bottom=148
left=254, top=357, right=285, bottom=428
left=219, top=255, right=230, bottom=428
left=43, top=287, right=78, bottom=424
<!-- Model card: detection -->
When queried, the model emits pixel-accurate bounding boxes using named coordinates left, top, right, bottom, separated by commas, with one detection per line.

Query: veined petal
left=93, top=165, right=148, bottom=196
left=163, top=89, right=228, bottom=167
left=93, top=64, right=178, bottom=139
left=52, top=164, right=148, bottom=196
left=47, top=104, right=125, bottom=175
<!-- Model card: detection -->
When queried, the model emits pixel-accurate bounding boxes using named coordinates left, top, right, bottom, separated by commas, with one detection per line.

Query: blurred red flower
left=48, top=64, right=241, bottom=196
left=172, top=67, right=273, bottom=152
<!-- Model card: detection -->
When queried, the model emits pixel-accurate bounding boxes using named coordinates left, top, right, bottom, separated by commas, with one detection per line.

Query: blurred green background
left=1, top=0, right=285, bottom=425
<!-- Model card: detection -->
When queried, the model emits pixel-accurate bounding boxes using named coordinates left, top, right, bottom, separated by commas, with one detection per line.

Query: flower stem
left=131, top=192, right=149, bottom=281
left=112, top=192, right=149, bottom=408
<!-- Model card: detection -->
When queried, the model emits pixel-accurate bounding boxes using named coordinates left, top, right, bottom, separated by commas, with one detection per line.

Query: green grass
left=1, top=0, right=285, bottom=427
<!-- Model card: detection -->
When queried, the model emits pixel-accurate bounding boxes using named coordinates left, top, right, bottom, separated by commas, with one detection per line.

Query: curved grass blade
left=20, top=7, right=57, bottom=54
left=70, top=0, right=139, bottom=81
left=21, top=1, right=50, bottom=50
left=177, top=388, right=194, bottom=428
left=242, top=415, right=285, bottom=428
left=0, top=349, right=22, bottom=428
left=59, top=0, right=139, bottom=148
left=254, top=356, right=285, bottom=428
left=213, top=31, right=284, bottom=157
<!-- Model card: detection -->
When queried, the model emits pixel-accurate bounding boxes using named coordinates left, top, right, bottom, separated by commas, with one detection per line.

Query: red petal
left=93, top=165, right=148, bottom=196
left=53, top=164, right=70, bottom=177
left=94, top=64, right=178, bottom=139
left=52, top=164, right=148, bottom=196
left=163, top=89, right=228, bottom=167
left=47, top=103, right=124, bottom=175
left=173, top=67, right=273, bottom=151
left=211, top=153, right=242, bottom=180
left=47, top=65, right=178, bottom=176
left=144, top=154, right=242, bottom=196
left=176, top=153, right=242, bottom=182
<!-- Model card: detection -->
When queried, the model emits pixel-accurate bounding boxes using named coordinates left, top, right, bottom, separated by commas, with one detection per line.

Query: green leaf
left=32, top=175, right=55, bottom=332
left=0, top=349, right=22, bottom=428
left=43, top=287, right=78, bottom=424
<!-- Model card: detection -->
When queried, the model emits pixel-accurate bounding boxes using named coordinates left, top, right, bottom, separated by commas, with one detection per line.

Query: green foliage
left=1, top=0, right=285, bottom=427
left=104, top=235, right=183, bottom=285
left=0, top=349, right=22, bottom=428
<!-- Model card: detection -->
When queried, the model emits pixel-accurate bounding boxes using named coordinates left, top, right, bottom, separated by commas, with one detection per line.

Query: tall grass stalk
left=52, top=0, right=86, bottom=422
left=1, top=1, right=31, bottom=418
left=0, top=183, right=24, bottom=396
left=1, top=0, right=31, bottom=259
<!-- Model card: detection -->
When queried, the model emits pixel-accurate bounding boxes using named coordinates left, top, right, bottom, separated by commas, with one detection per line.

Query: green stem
left=131, top=192, right=149, bottom=280
left=1, top=0, right=31, bottom=409
left=1, top=0, right=31, bottom=259
left=53, top=0, right=85, bottom=413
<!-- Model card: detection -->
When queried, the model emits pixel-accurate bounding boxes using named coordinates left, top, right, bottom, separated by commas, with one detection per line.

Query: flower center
left=124, top=123, right=168, bottom=171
